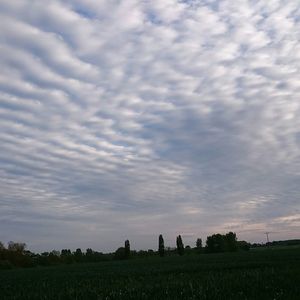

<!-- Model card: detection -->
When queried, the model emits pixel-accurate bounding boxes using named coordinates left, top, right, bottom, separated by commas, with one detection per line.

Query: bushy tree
left=8, top=241, right=26, bottom=253
left=158, top=234, right=165, bottom=257
left=176, top=235, right=184, bottom=256
left=237, top=240, right=250, bottom=251
left=74, top=248, right=83, bottom=262
left=61, top=249, right=73, bottom=264
left=2, top=242, right=33, bottom=267
left=206, top=234, right=225, bottom=253
left=206, top=232, right=238, bottom=253
left=114, top=247, right=126, bottom=260
left=225, top=232, right=237, bottom=252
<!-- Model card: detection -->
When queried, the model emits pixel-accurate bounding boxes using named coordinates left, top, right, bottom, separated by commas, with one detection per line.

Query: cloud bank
left=0, top=0, right=299, bottom=252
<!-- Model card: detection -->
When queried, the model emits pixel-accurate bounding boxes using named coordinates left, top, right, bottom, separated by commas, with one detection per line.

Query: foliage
left=267, top=239, right=300, bottom=247
left=7, top=242, right=26, bottom=253
left=205, top=232, right=238, bottom=253
left=225, top=232, right=238, bottom=251
left=158, top=234, right=165, bottom=257
left=0, top=233, right=292, bottom=270
left=237, top=241, right=251, bottom=251
left=196, top=238, right=202, bottom=252
left=61, top=249, right=73, bottom=264
left=124, top=240, right=130, bottom=259
left=176, top=235, right=184, bottom=256
left=114, top=247, right=126, bottom=260
left=74, top=248, right=83, bottom=262
left=0, top=248, right=300, bottom=299
left=0, top=243, right=33, bottom=268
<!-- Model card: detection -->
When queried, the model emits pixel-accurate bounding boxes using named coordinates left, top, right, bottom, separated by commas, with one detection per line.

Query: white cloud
left=0, top=0, right=299, bottom=251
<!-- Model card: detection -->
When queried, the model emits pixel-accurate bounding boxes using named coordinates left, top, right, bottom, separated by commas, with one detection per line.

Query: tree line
left=0, top=232, right=250, bottom=269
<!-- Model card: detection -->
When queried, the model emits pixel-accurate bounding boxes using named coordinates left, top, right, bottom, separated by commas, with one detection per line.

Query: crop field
left=1, top=248, right=300, bottom=300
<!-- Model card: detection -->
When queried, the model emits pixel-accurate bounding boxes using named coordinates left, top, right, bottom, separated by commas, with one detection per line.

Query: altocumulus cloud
left=0, top=0, right=299, bottom=252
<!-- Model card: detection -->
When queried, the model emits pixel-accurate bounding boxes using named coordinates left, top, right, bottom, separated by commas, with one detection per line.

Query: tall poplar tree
left=158, top=234, right=165, bottom=257
left=176, top=235, right=184, bottom=256
left=125, top=240, right=130, bottom=259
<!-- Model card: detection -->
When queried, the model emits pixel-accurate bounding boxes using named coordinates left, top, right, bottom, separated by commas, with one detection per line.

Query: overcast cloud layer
left=0, top=0, right=300, bottom=252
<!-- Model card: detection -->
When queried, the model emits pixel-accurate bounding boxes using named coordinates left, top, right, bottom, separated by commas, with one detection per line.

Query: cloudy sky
left=0, top=0, right=299, bottom=252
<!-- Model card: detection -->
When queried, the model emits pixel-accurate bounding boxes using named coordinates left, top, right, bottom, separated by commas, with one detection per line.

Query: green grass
left=1, top=248, right=300, bottom=299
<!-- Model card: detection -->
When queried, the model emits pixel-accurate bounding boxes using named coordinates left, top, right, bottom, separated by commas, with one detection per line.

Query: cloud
left=0, top=0, right=299, bottom=252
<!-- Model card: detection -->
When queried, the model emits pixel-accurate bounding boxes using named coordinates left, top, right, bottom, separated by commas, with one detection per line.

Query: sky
left=0, top=0, right=300, bottom=253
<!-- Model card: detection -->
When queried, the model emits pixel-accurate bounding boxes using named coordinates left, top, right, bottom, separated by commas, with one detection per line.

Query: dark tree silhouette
left=158, top=234, right=165, bottom=257
left=61, top=249, right=73, bottom=264
left=8, top=241, right=26, bottom=253
left=74, top=248, right=83, bottom=262
left=61, top=249, right=71, bottom=256
left=206, top=232, right=238, bottom=253
left=85, top=248, right=93, bottom=262
left=114, top=247, right=126, bottom=260
left=225, top=232, right=238, bottom=252
left=1, top=241, right=32, bottom=268
left=176, top=235, right=184, bottom=256
left=48, top=251, right=60, bottom=264
left=125, top=240, right=130, bottom=259
left=237, top=240, right=250, bottom=251
left=196, top=238, right=202, bottom=252
left=206, top=234, right=225, bottom=253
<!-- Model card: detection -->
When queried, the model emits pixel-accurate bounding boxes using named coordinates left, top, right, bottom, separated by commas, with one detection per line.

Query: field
left=1, top=247, right=300, bottom=300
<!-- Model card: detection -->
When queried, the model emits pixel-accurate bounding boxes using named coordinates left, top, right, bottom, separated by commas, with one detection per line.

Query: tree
left=185, top=245, right=192, bottom=254
left=5, top=242, right=32, bottom=267
left=125, top=240, right=130, bottom=259
left=237, top=240, right=250, bottom=251
left=86, top=248, right=93, bottom=256
left=7, top=241, right=26, bottom=253
left=61, top=249, right=71, bottom=256
left=206, top=232, right=238, bottom=253
left=51, top=250, right=60, bottom=257
left=61, top=249, right=73, bottom=264
left=176, top=235, right=184, bottom=256
left=225, top=232, right=237, bottom=252
left=196, top=238, right=202, bottom=252
left=206, top=234, right=225, bottom=253
left=74, top=248, right=83, bottom=262
left=48, top=250, right=60, bottom=264
left=114, top=247, right=126, bottom=260
left=158, top=234, right=165, bottom=257
left=86, top=248, right=94, bottom=262
left=0, top=241, right=5, bottom=250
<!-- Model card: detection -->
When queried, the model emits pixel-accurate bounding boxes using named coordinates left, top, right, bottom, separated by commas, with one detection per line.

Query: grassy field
left=0, top=247, right=300, bottom=300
